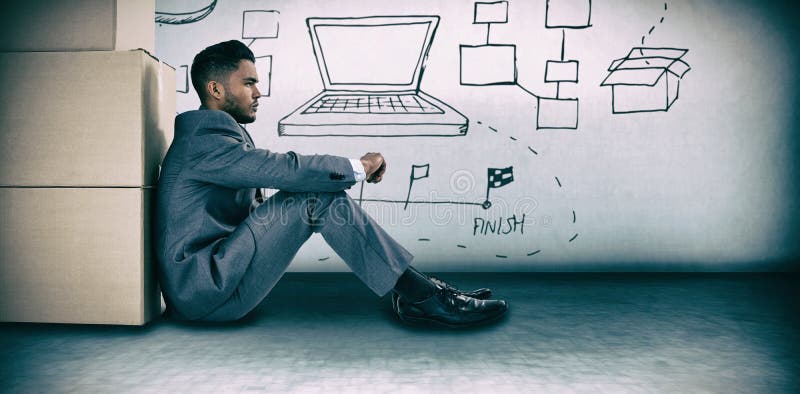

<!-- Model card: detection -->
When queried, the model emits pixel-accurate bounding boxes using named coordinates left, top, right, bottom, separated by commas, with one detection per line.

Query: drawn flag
left=483, top=166, right=514, bottom=209
left=411, top=164, right=430, bottom=180
left=404, top=164, right=431, bottom=210
left=488, top=166, right=514, bottom=188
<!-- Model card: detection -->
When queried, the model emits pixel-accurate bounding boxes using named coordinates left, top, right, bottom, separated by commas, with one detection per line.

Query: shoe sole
left=397, top=306, right=509, bottom=329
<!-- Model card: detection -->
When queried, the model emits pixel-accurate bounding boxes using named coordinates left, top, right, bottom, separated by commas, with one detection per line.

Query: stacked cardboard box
left=0, top=0, right=174, bottom=325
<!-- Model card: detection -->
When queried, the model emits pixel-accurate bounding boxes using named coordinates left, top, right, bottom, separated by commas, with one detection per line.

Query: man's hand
left=360, top=152, right=387, bottom=183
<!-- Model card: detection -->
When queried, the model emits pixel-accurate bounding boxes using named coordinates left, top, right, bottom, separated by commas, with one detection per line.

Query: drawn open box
left=601, top=47, right=691, bottom=114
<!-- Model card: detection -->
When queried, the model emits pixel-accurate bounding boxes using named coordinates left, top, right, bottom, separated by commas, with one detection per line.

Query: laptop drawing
left=278, top=16, right=468, bottom=137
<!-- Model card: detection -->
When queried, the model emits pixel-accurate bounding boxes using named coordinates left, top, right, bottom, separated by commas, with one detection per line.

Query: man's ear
left=206, top=81, right=224, bottom=101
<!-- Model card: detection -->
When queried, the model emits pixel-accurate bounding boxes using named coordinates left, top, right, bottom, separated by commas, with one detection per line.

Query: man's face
left=220, top=60, right=261, bottom=124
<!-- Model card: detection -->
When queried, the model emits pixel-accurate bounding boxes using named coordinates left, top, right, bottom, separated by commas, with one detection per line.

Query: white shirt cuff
left=349, top=158, right=367, bottom=182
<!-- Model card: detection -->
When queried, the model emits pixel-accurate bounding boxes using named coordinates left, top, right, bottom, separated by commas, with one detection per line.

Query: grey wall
left=155, top=0, right=800, bottom=271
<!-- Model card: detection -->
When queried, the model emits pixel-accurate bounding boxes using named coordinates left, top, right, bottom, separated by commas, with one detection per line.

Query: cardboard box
left=0, top=0, right=155, bottom=52
left=0, top=188, right=159, bottom=325
left=0, top=50, right=175, bottom=187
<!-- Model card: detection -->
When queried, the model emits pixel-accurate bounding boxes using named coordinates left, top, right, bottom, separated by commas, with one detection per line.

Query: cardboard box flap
left=602, top=47, right=691, bottom=87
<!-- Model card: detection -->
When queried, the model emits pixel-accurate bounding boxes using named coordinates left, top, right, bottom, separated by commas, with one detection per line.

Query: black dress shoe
left=391, top=276, right=492, bottom=314
left=394, top=287, right=508, bottom=328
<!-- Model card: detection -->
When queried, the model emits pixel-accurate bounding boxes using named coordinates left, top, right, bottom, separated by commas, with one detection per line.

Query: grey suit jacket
left=155, top=109, right=356, bottom=320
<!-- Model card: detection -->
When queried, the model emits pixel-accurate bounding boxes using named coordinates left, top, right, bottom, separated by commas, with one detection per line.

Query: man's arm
left=187, top=112, right=357, bottom=192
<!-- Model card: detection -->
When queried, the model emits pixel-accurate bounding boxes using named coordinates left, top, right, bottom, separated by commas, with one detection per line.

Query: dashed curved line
left=488, top=126, right=498, bottom=133
left=496, top=255, right=508, bottom=259
left=418, top=238, right=431, bottom=242
left=569, top=233, right=579, bottom=242
left=457, top=245, right=467, bottom=248
left=572, top=210, right=576, bottom=223
left=528, top=146, right=538, bottom=155
left=555, top=177, right=562, bottom=187
left=527, top=250, right=541, bottom=256
left=509, top=136, right=517, bottom=141
left=318, top=257, right=330, bottom=261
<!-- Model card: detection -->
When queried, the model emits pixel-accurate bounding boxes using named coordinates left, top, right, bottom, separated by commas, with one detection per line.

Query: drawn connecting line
left=600, top=47, right=690, bottom=114
left=155, top=0, right=218, bottom=25
left=356, top=164, right=513, bottom=210
left=641, top=2, right=669, bottom=46
left=404, top=164, right=431, bottom=210
left=242, top=10, right=280, bottom=47
left=279, top=16, right=468, bottom=137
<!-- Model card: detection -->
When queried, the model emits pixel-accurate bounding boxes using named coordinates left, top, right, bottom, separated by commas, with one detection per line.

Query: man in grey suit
left=155, top=40, right=508, bottom=327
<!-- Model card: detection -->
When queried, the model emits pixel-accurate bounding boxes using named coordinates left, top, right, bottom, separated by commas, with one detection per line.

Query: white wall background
left=155, top=0, right=800, bottom=271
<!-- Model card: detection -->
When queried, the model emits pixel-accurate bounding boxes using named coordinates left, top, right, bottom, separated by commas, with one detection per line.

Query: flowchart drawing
left=242, top=10, right=280, bottom=47
left=155, top=0, right=218, bottom=25
left=460, top=2, right=517, bottom=86
left=279, top=16, right=469, bottom=137
left=545, top=0, right=592, bottom=29
left=459, top=1, right=590, bottom=130
left=600, top=47, right=690, bottom=113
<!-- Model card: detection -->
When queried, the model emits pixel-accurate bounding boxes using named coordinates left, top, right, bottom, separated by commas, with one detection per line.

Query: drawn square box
left=537, top=97, right=578, bottom=129
left=546, top=0, right=592, bottom=29
left=545, top=60, right=579, bottom=83
left=601, top=48, right=690, bottom=113
left=460, top=45, right=517, bottom=85
left=474, top=1, right=509, bottom=24
left=255, top=55, right=272, bottom=97
left=242, top=10, right=279, bottom=39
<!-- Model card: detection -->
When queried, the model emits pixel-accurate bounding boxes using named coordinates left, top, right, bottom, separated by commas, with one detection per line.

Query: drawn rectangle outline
left=459, top=44, right=517, bottom=86
left=545, top=0, right=592, bottom=29
left=308, top=16, right=438, bottom=93
left=537, top=97, right=578, bottom=129
left=255, top=55, right=272, bottom=97
left=474, top=1, right=509, bottom=24
left=242, top=10, right=279, bottom=39
left=545, top=60, right=578, bottom=83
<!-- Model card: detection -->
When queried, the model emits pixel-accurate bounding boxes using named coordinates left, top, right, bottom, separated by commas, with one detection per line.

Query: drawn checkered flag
left=488, top=166, right=514, bottom=189
left=483, top=166, right=514, bottom=209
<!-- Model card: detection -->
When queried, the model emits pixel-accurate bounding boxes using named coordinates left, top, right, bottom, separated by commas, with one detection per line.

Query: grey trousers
left=200, top=191, right=414, bottom=322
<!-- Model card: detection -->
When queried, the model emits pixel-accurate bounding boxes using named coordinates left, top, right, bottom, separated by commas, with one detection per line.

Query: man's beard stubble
left=222, top=95, right=256, bottom=124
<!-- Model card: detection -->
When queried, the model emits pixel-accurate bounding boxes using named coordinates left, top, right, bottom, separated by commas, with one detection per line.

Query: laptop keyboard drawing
left=279, top=16, right=468, bottom=137
left=303, top=94, right=444, bottom=114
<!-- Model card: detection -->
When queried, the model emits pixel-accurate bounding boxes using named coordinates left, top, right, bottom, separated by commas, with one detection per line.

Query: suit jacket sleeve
left=186, top=111, right=356, bottom=192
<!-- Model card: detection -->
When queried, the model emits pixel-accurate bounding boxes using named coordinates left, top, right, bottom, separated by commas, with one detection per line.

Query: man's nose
left=253, top=85, right=262, bottom=98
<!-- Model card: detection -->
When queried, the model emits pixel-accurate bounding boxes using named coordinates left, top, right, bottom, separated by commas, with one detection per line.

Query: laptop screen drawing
left=278, top=16, right=468, bottom=137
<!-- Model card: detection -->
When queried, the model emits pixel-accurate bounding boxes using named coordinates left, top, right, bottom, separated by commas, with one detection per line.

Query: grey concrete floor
left=0, top=273, right=798, bottom=393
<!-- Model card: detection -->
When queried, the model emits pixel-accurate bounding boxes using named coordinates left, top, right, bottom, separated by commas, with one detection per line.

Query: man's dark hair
left=190, top=40, right=255, bottom=101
